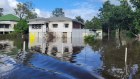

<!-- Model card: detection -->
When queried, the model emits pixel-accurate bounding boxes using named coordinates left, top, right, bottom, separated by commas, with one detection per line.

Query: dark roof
left=48, top=16, right=72, bottom=22
left=29, top=17, right=49, bottom=22
left=48, top=16, right=84, bottom=25
left=72, top=19, right=84, bottom=25
left=29, top=16, right=84, bottom=25
left=0, top=14, right=20, bottom=21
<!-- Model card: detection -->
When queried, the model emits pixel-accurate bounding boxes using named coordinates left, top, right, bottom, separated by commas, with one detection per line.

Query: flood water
left=0, top=34, right=140, bottom=79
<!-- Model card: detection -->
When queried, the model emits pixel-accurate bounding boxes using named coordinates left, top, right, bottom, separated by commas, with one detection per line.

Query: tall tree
left=85, top=17, right=102, bottom=29
left=130, top=0, right=140, bottom=35
left=98, top=0, right=135, bottom=37
left=0, top=8, right=3, bottom=16
left=52, top=8, right=65, bottom=17
left=99, top=1, right=115, bottom=37
left=130, top=0, right=140, bottom=9
left=14, top=2, right=37, bottom=20
left=75, top=16, right=84, bottom=23
left=111, top=1, right=133, bottom=36
left=14, top=2, right=37, bottom=34
left=91, top=17, right=102, bottom=29
left=85, top=20, right=93, bottom=29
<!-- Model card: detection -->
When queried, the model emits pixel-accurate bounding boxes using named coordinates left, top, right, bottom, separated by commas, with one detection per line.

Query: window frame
left=52, top=24, right=58, bottom=28
left=64, top=24, right=69, bottom=28
left=32, top=24, right=42, bottom=29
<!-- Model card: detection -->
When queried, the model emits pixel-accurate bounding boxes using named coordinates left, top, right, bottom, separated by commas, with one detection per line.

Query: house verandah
left=0, top=14, right=20, bottom=34
left=0, top=23, right=14, bottom=34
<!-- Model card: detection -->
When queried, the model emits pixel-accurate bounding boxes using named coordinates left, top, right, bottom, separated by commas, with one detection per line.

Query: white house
left=28, top=18, right=48, bottom=38
left=48, top=17, right=84, bottom=38
left=28, top=16, right=102, bottom=38
left=28, top=16, right=84, bottom=38
left=0, top=14, right=19, bottom=34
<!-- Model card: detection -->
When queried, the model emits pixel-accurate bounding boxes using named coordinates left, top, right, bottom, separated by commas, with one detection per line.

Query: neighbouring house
left=28, top=16, right=102, bottom=38
left=0, top=14, right=20, bottom=34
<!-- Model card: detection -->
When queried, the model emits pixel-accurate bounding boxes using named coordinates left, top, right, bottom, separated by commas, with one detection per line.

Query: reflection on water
left=0, top=55, right=72, bottom=79
left=1, top=34, right=140, bottom=79
left=71, top=46, right=103, bottom=75
left=0, top=40, right=14, bottom=52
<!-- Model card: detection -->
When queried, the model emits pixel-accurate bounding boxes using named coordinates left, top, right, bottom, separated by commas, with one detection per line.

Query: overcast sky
left=0, top=0, right=120, bottom=20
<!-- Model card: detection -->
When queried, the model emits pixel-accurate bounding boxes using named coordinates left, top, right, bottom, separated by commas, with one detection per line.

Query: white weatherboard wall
left=0, top=21, right=17, bottom=32
left=29, top=24, right=47, bottom=38
left=28, top=22, right=47, bottom=53
left=72, top=29, right=96, bottom=38
left=72, top=29, right=103, bottom=39
left=48, top=21, right=72, bottom=38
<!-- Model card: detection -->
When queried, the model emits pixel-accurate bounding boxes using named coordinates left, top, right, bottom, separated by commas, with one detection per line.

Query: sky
left=0, top=0, right=120, bottom=20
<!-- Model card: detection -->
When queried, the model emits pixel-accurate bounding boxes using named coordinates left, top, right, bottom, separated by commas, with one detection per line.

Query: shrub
left=84, top=35, right=95, bottom=44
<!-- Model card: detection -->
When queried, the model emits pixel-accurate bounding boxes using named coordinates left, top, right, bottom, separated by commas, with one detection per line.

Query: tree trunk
left=118, top=28, right=121, bottom=38
left=108, top=27, right=110, bottom=40
left=118, top=28, right=122, bottom=46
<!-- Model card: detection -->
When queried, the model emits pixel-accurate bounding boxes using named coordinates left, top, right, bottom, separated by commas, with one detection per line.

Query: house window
left=5, top=24, right=9, bottom=28
left=0, top=24, right=10, bottom=28
left=52, top=24, right=58, bottom=28
left=32, top=24, right=42, bottom=29
left=0, top=24, right=4, bottom=28
left=64, top=24, right=69, bottom=28
left=64, top=47, right=69, bottom=52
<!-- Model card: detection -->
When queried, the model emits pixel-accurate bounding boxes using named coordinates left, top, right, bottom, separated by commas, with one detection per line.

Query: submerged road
left=0, top=53, right=104, bottom=79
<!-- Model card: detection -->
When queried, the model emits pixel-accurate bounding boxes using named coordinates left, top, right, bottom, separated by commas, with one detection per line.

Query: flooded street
left=0, top=34, right=140, bottom=79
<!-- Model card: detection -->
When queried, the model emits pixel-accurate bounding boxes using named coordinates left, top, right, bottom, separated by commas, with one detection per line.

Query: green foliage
left=75, top=16, right=84, bottom=23
left=14, top=20, right=28, bottom=34
left=14, top=2, right=37, bottom=20
left=14, top=2, right=36, bottom=34
left=130, top=0, right=140, bottom=9
left=85, top=20, right=93, bottom=29
left=52, top=8, right=65, bottom=17
left=26, top=11, right=37, bottom=19
left=85, top=17, right=102, bottom=29
left=89, top=0, right=139, bottom=37
left=130, top=0, right=140, bottom=33
left=84, top=35, right=95, bottom=44
left=126, top=31, right=136, bottom=38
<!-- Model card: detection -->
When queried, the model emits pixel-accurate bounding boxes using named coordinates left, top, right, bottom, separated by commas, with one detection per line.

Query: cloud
left=102, top=0, right=120, bottom=5
left=0, top=0, right=18, bottom=14
left=0, top=0, right=100, bottom=20
left=65, top=1, right=99, bottom=20
left=34, top=1, right=99, bottom=20
left=0, top=0, right=117, bottom=20
left=86, top=0, right=120, bottom=5
left=35, top=8, right=51, bottom=18
left=65, top=8, right=98, bottom=20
